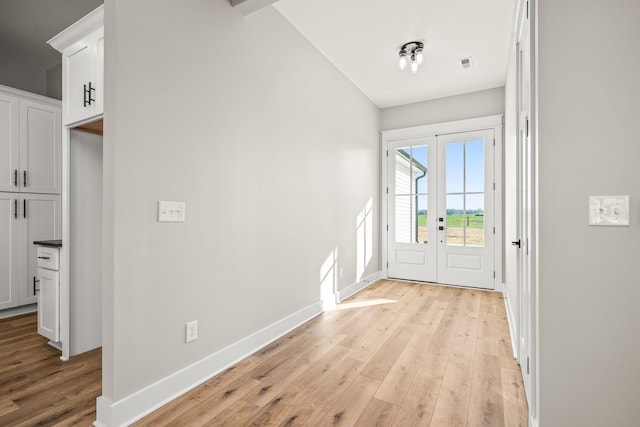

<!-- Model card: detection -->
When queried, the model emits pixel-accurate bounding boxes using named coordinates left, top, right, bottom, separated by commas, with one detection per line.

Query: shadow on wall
left=320, top=247, right=338, bottom=310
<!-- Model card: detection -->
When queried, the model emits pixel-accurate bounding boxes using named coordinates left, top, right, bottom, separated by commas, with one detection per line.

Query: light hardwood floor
left=0, top=313, right=101, bottom=426
left=0, top=280, right=528, bottom=426
left=136, top=280, right=528, bottom=426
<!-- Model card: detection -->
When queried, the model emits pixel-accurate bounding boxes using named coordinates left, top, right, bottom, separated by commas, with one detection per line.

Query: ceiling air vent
left=460, top=57, right=472, bottom=69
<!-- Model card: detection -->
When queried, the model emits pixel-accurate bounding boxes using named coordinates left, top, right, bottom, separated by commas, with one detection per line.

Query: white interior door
left=437, top=130, right=495, bottom=289
left=387, top=137, right=437, bottom=282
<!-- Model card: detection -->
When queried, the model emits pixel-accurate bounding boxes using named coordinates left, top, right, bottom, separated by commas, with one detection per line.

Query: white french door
left=437, top=130, right=495, bottom=289
left=386, top=128, right=496, bottom=290
left=387, top=137, right=437, bottom=282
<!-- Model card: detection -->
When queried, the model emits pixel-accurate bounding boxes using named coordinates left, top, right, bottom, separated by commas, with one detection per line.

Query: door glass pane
left=413, top=146, right=428, bottom=194
left=395, top=147, right=411, bottom=195
left=446, top=143, right=464, bottom=193
left=446, top=194, right=464, bottom=245
left=465, top=140, right=484, bottom=193
left=394, top=144, right=429, bottom=244
left=466, top=194, right=484, bottom=247
left=395, top=195, right=413, bottom=243
left=417, top=195, right=428, bottom=243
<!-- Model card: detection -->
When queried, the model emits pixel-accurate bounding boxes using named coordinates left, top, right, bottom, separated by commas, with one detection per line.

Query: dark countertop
left=33, top=239, right=63, bottom=248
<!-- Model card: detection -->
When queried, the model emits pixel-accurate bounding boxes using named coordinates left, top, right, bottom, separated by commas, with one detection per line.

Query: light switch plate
left=158, top=201, right=186, bottom=222
left=589, top=195, right=629, bottom=226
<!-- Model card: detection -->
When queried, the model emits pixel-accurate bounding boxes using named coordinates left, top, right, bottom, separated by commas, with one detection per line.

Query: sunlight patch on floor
left=330, top=298, right=397, bottom=311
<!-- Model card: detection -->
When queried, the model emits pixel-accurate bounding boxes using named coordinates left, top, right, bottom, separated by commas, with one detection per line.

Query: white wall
left=101, top=0, right=379, bottom=413
left=380, top=87, right=505, bottom=131
left=69, top=129, right=102, bottom=355
left=537, top=1, right=640, bottom=425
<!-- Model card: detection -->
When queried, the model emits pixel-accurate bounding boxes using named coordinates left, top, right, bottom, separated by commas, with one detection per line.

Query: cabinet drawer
left=37, top=246, right=59, bottom=270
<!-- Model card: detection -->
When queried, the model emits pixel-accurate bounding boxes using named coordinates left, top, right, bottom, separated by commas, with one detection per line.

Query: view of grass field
left=416, top=213, right=485, bottom=246
left=417, top=213, right=484, bottom=228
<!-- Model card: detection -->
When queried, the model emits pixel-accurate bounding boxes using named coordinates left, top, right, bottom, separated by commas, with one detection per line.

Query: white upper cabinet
left=0, top=87, right=61, bottom=195
left=0, top=93, right=20, bottom=193
left=20, top=101, right=62, bottom=194
left=48, top=5, right=104, bottom=126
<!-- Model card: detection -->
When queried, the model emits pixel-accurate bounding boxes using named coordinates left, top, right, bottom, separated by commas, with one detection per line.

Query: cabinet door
left=37, top=267, right=60, bottom=342
left=0, top=93, right=20, bottom=192
left=19, top=100, right=62, bottom=194
left=0, top=193, right=20, bottom=310
left=63, top=37, right=95, bottom=125
left=19, top=194, right=61, bottom=305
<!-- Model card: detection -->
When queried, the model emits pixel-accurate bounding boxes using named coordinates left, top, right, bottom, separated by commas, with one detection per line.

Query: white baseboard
left=337, top=271, right=381, bottom=302
left=0, top=304, right=37, bottom=320
left=503, top=292, right=519, bottom=360
left=94, top=301, right=323, bottom=427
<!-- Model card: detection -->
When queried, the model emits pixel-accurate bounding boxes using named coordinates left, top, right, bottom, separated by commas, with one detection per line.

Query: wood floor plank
left=270, top=357, right=364, bottom=425
left=393, top=373, right=442, bottom=426
left=317, top=374, right=381, bottom=426
left=430, top=361, right=473, bottom=426
left=354, top=398, right=400, bottom=427
left=360, top=320, right=418, bottom=381
left=374, top=328, right=434, bottom=405
left=501, top=367, right=529, bottom=427
left=243, top=334, right=347, bottom=408
left=468, top=353, right=505, bottom=427
left=164, top=375, right=262, bottom=427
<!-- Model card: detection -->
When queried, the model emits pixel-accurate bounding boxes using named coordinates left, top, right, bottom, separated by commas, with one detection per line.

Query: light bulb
left=398, top=51, right=407, bottom=70
left=411, top=61, right=418, bottom=74
left=415, top=48, right=424, bottom=65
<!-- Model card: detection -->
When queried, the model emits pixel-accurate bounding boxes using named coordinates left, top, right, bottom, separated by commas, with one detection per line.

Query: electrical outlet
left=185, top=320, right=198, bottom=343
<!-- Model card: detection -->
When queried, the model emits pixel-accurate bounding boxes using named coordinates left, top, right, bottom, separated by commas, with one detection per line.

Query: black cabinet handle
left=23, top=170, right=26, bottom=187
left=84, top=82, right=96, bottom=106
left=84, top=83, right=88, bottom=106
left=23, top=199, right=26, bottom=218
left=14, top=199, right=17, bottom=219
left=33, top=277, right=40, bottom=294
left=37, top=256, right=51, bottom=260
left=512, top=239, right=521, bottom=248
left=14, top=169, right=17, bottom=186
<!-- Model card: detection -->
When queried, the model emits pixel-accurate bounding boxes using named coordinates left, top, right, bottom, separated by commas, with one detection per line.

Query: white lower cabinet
left=37, top=266, right=60, bottom=342
left=0, top=192, right=61, bottom=311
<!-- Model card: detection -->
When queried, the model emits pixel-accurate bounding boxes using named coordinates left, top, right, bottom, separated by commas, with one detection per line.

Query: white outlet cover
left=589, top=195, right=629, bottom=226
left=158, top=201, right=186, bottom=222
left=185, top=320, right=198, bottom=343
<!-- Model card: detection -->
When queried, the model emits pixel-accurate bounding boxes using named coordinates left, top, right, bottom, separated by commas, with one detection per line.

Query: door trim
left=381, top=115, right=503, bottom=292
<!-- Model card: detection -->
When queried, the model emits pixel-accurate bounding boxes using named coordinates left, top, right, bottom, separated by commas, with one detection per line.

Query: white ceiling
left=0, top=0, right=103, bottom=69
left=275, top=0, right=517, bottom=108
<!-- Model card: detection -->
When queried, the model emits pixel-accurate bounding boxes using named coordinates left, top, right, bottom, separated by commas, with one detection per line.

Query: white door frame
left=381, top=115, right=503, bottom=292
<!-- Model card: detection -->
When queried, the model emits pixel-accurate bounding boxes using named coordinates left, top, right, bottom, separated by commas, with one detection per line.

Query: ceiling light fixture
left=398, top=41, right=424, bottom=74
